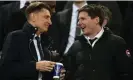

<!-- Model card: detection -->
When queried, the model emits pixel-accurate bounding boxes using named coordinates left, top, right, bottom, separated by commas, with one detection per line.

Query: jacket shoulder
left=110, top=34, right=126, bottom=45
left=56, top=8, right=72, bottom=18
left=67, top=40, right=82, bottom=56
left=6, top=30, right=26, bottom=41
left=57, top=8, right=71, bottom=15
left=8, top=30, right=25, bottom=36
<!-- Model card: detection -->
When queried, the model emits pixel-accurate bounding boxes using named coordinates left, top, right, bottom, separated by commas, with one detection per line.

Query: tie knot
left=25, top=1, right=30, bottom=7
left=89, top=38, right=97, bottom=45
left=35, top=36, right=41, bottom=43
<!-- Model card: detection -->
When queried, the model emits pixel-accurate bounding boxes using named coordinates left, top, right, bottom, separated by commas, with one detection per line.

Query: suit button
left=93, top=69, right=95, bottom=72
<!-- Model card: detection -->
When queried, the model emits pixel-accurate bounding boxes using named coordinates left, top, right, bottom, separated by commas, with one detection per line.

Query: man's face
left=33, top=8, right=52, bottom=33
left=78, top=11, right=99, bottom=36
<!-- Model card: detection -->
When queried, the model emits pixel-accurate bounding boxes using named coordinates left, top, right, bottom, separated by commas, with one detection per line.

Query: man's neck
left=36, top=30, right=41, bottom=36
left=28, top=20, right=36, bottom=27
left=28, top=20, right=41, bottom=36
left=74, top=1, right=86, bottom=8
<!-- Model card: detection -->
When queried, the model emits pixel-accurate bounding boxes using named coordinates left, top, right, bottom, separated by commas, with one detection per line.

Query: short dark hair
left=99, top=5, right=112, bottom=22
left=25, top=2, right=51, bottom=19
left=78, top=4, right=105, bottom=26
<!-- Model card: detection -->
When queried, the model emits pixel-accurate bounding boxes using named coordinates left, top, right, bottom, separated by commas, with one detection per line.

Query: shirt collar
left=84, top=27, right=104, bottom=40
left=34, top=34, right=41, bottom=39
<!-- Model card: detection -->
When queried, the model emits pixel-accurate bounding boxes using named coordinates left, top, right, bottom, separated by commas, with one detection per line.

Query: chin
left=83, top=32, right=90, bottom=36
left=42, top=28, right=48, bottom=31
left=82, top=31, right=86, bottom=35
left=40, top=30, right=46, bottom=33
left=44, top=29, right=48, bottom=32
left=42, top=30, right=47, bottom=33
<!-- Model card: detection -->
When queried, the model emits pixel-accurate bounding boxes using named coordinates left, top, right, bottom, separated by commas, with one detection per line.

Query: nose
left=48, top=18, right=52, bottom=25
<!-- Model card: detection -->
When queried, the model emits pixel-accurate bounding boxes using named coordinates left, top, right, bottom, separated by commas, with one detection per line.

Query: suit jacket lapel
left=41, top=40, right=51, bottom=60
left=60, top=8, right=72, bottom=54
left=29, top=41, right=38, bottom=61
left=66, top=8, right=72, bottom=33
left=29, top=37, right=51, bottom=61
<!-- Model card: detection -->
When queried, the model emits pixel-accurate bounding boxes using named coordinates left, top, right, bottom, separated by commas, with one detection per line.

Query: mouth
left=80, top=26, right=86, bottom=30
left=45, top=24, right=50, bottom=28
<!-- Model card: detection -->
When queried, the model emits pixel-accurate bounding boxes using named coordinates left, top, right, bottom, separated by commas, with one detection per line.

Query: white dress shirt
left=20, top=0, right=27, bottom=9
left=84, top=28, right=104, bottom=48
left=33, top=34, right=42, bottom=80
left=64, top=2, right=87, bottom=54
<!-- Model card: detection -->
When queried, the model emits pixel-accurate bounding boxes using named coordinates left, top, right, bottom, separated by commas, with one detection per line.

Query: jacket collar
left=22, top=21, right=38, bottom=41
left=22, top=21, right=54, bottom=48
left=76, top=27, right=112, bottom=43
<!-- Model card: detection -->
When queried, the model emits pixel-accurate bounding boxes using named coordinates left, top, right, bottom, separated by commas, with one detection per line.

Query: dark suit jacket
left=0, top=6, right=3, bottom=51
left=55, top=1, right=123, bottom=55
left=63, top=28, right=132, bottom=80
left=0, top=1, right=21, bottom=51
left=1, top=22, right=56, bottom=80
left=0, top=1, right=59, bottom=52
left=0, top=1, right=13, bottom=7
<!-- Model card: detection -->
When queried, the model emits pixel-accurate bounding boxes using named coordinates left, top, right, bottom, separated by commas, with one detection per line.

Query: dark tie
left=75, top=9, right=81, bottom=37
left=35, top=36, right=44, bottom=60
left=89, top=38, right=97, bottom=45
left=75, top=26, right=81, bottom=36
left=75, top=13, right=81, bottom=36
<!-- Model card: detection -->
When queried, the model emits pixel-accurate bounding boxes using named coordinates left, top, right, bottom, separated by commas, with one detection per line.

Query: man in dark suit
left=54, top=1, right=122, bottom=55
left=0, top=1, right=57, bottom=52
left=54, top=1, right=88, bottom=56
left=63, top=4, right=132, bottom=80
left=64, top=1, right=122, bottom=36
left=1, top=2, right=64, bottom=80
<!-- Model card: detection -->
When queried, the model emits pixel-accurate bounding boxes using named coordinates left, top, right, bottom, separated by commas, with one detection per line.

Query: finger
left=40, top=66, right=53, bottom=72
left=50, top=62, right=56, bottom=65
left=61, top=69, right=66, bottom=73
left=60, top=77, right=64, bottom=80
left=42, top=67, right=51, bottom=72
left=47, top=64, right=55, bottom=68
left=60, top=74, right=65, bottom=80
left=47, top=69, right=52, bottom=72
left=46, top=67, right=54, bottom=71
left=60, top=73, right=65, bottom=78
left=61, top=69, right=66, bottom=74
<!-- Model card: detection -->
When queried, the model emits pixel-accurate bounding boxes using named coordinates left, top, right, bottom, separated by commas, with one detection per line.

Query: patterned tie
left=35, top=36, right=44, bottom=60
left=75, top=10, right=81, bottom=36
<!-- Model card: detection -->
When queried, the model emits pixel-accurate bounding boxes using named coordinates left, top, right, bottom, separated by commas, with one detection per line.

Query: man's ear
left=95, top=16, right=99, bottom=24
left=102, top=19, right=108, bottom=27
left=30, top=13, right=36, bottom=22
